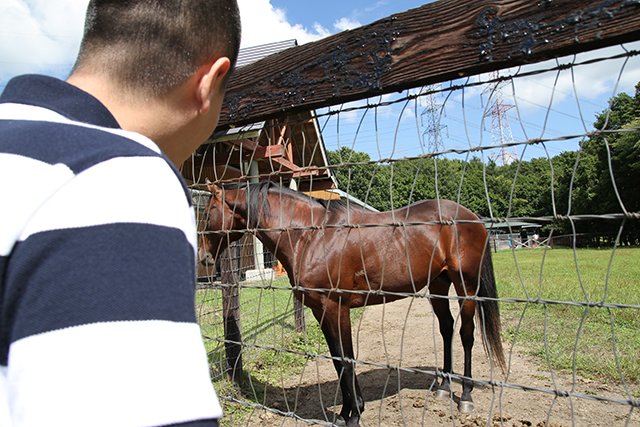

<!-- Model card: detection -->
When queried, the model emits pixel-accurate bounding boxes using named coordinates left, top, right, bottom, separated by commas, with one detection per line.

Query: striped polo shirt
left=0, top=75, right=221, bottom=426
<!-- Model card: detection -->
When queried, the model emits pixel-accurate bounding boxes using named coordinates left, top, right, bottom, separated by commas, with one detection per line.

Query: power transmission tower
left=483, top=72, right=518, bottom=165
left=420, top=84, right=448, bottom=153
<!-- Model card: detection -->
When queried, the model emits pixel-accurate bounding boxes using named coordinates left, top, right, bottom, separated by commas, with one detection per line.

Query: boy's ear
left=196, top=57, right=231, bottom=115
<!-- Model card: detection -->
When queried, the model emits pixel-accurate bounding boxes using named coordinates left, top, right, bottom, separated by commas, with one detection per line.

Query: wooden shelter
left=181, top=110, right=338, bottom=194
left=181, top=39, right=338, bottom=196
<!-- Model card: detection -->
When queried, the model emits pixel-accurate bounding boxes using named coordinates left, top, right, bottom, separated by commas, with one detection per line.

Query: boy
left=0, top=1, right=241, bottom=425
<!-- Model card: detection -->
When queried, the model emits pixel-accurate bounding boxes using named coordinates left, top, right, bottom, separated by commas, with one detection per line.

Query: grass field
left=196, top=277, right=328, bottom=425
left=492, top=246, right=640, bottom=396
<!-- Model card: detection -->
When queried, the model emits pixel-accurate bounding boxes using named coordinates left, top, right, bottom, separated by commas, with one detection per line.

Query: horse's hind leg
left=451, top=269, right=479, bottom=413
left=432, top=271, right=477, bottom=413
left=312, top=302, right=363, bottom=427
left=429, top=275, right=455, bottom=401
left=457, top=296, right=476, bottom=413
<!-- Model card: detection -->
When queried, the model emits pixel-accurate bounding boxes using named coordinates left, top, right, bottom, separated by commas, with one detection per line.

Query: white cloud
left=333, top=17, right=361, bottom=32
left=0, top=0, right=89, bottom=81
left=365, top=1, right=389, bottom=13
left=498, top=42, right=640, bottom=115
left=237, top=0, right=331, bottom=47
left=0, top=0, right=333, bottom=85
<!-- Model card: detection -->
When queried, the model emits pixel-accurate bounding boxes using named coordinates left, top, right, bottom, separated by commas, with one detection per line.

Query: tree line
left=327, top=82, right=640, bottom=238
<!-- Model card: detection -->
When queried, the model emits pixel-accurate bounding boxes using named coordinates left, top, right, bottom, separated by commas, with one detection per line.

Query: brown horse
left=202, top=180, right=505, bottom=427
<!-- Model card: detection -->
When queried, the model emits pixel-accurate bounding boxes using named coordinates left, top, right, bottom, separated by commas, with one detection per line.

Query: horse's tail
left=476, top=242, right=506, bottom=373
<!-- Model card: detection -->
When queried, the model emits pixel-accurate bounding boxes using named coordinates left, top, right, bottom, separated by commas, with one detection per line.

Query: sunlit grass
left=493, top=247, right=640, bottom=394
left=196, top=276, right=330, bottom=426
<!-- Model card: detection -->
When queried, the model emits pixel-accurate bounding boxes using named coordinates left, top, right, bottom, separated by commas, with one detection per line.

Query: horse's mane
left=221, top=181, right=366, bottom=227
left=314, top=197, right=353, bottom=213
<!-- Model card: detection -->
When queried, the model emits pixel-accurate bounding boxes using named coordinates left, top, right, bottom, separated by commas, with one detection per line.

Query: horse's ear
left=205, top=178, right=223, bottom=199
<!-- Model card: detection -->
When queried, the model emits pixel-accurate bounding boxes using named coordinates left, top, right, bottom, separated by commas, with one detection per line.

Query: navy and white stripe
left=0, top=75, right=221, bottom=426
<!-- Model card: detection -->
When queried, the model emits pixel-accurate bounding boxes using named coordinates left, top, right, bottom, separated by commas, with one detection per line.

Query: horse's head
left=201, top=179, right=246, bottom=258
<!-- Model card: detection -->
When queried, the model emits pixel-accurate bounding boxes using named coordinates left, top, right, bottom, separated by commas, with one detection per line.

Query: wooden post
left=287, top=177, right=306, bottom=334
left=220, top=240, right=243, bottom=388
left=294, top=297, right=306, bottom=333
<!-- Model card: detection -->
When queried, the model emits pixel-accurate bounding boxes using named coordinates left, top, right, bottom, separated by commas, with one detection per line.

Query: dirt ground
left=242, top=296, right=638, bottom=427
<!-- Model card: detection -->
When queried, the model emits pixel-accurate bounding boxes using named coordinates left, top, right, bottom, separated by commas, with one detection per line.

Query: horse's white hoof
left=458, top=400, right=474, bottom=413
left=332, top=416, right=346, bottom=426
left=434, top=389, right=450, bottom=400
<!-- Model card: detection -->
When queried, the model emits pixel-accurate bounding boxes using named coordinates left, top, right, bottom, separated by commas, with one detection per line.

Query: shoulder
left=1, top=105, right=194, bottom=258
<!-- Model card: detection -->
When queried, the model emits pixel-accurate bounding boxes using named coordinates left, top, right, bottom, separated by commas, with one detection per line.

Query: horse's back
left=405, top=199, right=479, bottom=221
left=353, top=199, right=480, bottom=226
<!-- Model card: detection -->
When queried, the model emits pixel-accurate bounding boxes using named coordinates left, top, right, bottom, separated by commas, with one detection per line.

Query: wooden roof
left=182, top=40, right=337, bottom=193
left=235, top=39, right=298, bottom=68
left=182, top=111, right=337, bottom=192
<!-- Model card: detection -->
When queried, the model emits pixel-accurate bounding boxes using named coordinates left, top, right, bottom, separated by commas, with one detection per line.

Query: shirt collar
left=0, top=74, right=120, bottom=129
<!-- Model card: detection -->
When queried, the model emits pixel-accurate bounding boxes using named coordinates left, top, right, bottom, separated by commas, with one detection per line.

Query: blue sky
left=1, top=0, right=639, bottom=163
left=269, top=1, right=428, bottom=34
left=317, top=45, right=640, bottom=162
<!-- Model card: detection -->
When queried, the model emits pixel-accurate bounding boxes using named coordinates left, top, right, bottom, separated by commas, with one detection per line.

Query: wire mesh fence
left=185, top=7, right=640, bottom=426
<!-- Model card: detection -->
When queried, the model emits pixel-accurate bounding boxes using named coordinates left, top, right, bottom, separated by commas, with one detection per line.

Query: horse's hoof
left=458, top=400, right=474, bottom=413
left=434, top=389, right=450, bottom=400
left=346, top=416, right=361, bottom=427
left=332, top=415, right=346, bottom=427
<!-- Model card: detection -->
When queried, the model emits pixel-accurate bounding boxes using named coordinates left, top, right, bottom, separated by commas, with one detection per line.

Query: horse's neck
left=253, top=192, right=319, bottom=258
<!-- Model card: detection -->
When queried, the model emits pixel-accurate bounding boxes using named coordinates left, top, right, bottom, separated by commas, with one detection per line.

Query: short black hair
left=73, top=0, right=241, bottom=96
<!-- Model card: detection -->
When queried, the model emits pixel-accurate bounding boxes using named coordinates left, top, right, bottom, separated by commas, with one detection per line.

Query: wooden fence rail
left=219, top=0, right=640, bottom=128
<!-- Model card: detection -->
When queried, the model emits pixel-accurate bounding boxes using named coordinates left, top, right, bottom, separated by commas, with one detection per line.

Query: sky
left=1, top=0, right=639, bottom=163
left=0, top=0, right=430, bottom=87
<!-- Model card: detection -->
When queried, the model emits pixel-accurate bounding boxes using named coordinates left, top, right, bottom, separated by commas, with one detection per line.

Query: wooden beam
left=228, top=138, right=258, bottom=151
left=301, top=182, right=342, bottom=193
left=264, top=155, right=297, bottom=172
left=217, top=0, right=640, bottom=128
left=292, top=166, right=326, bottom=179
left=252, top=144, right=284, bottom=158
left=260, top=153, right=328, bottom=177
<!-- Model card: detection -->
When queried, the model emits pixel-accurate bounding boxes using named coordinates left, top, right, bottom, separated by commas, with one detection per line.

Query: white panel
left=8, top=321, right=221, bottom=427
left=0, top=366, right=11, bottom=427
left=0, top=154, right=74, bottom=256
left=0, top=103, right=161, bottom=155
left=19, top=156, right=197, bottom=251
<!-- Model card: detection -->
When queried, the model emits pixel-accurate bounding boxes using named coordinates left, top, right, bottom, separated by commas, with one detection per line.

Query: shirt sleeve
left=3, top=156, right=222, bottom=426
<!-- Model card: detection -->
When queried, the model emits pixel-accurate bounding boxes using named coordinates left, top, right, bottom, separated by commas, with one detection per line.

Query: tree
left=580, top=82, right=640, bottom=216
left=327, top=147, right=391, bottom=211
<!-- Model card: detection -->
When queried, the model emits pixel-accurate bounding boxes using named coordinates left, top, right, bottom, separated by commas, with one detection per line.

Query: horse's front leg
left=312, top=300, right=364, bottom=427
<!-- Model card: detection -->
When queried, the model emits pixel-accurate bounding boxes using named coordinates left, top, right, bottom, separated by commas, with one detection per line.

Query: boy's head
left=72, top=0, right=241, bottom=97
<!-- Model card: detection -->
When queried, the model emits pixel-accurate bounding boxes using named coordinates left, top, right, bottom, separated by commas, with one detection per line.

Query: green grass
left=195, top=276, right=334, bottom=425
left=493, top=247, right=640, bottom=395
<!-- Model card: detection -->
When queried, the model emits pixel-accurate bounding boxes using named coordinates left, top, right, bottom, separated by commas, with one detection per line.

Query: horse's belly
left=349, top=268, right=432, bottom=307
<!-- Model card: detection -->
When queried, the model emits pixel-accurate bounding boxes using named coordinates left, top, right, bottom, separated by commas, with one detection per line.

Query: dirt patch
left=243, top=296, right=638, bottom=426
